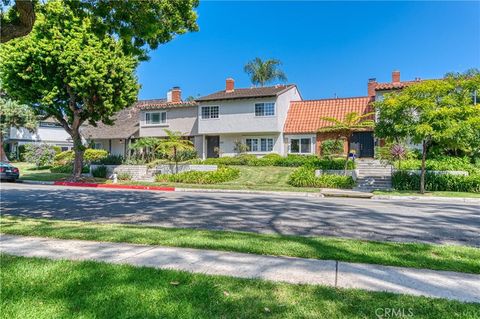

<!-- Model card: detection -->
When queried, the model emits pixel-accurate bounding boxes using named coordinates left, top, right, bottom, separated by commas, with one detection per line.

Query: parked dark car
left=0, top=162, right=20, bottom=182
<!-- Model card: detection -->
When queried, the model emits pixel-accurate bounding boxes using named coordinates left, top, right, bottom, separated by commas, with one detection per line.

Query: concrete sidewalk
left=1, top=235, right=479, bottom=303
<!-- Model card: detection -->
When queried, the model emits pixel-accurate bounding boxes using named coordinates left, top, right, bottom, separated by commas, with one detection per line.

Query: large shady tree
left=375, top=70, right=480, bottom=193
left=1, top=1, right=199, bottom=60
left=0, top=2, right=139, bottom=179
left=318, top=112, right=375, bottom=174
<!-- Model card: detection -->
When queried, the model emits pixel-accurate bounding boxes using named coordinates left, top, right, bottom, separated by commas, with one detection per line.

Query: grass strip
left=1, top=216, right=479, bottom=274
left=2, top=254, right=479, bottom=319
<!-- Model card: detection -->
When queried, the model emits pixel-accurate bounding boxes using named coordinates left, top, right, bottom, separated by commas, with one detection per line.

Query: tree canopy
left=0, top=2, right=139, bottom=178
left=244, top=58, right=287, bottom=87
left=1, top=0, right=199, bottom=60
left=374, top=69, right=480, bottom=192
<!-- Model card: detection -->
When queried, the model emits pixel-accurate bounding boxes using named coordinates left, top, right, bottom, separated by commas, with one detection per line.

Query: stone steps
left=355, top=159, right=393, bottom=191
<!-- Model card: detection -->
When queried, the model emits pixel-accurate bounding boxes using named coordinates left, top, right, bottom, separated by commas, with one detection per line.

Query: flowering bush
left=23, top=143, right=56, bottom=167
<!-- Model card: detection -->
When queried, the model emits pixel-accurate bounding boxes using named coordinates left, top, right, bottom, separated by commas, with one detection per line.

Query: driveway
left=1, top=183, right=479, bottom=246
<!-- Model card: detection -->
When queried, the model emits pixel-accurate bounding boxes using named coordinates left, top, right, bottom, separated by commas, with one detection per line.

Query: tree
left=244, top=58, right=287, bottom=87
left=156, top=129, right=194, bottom=174
left=0, top=2, right=139, bottom=179
left=375, top=71, right=480, bottom=193
left=129, top=137, right=161, bottom=162
left=0, top=97, right=37, bottom=162
left=1, top=0, right=199, bottom=60
left=318, top=112, right=375, bottom=173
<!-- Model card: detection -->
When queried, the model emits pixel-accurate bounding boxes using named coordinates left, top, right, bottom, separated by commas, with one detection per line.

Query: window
left=61, top=146, right=69, bottom=152
left=145, top=112, right=167, bottom=125
left=255, top=103, right=275, bottom=116
left=290, top=138, right=312, bottom=154
left=246, top=138, right=274, bottom=152
left=39, top=122, right=62, bottom=128
left=93, top=143, right=103, bottom=150
left=201, top=106, right=219, bottom=119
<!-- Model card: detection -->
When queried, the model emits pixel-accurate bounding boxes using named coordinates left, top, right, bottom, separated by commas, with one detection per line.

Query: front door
left=351, top=132, right=374, bottom=158
left=206, top=136, right=220, bottom=158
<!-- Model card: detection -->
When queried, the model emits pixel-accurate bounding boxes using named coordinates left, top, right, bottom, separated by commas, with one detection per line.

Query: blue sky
left=137, top=1, right=480, bottom=101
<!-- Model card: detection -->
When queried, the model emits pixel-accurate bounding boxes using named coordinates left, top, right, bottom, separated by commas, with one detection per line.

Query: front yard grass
left=2, top=216, right=479, bottom=274
left=12, top=162, right=69, bottom=181
left=2, top=254, right=479, bottom=319
left=122, top=166, right=323, bottom=192
left=374, top=190, right=480, bottom=198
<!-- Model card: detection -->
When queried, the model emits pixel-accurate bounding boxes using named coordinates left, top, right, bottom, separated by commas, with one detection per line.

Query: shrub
left=50, top=165, right=89, bottom=174
left=117, top=172, right=133, bottom=181
left=91, top=165, right=108, bottom=178
left=155, top=167, right=240, bottom=184
left=54, top=150, right=74, bottom=165
left=392, top=171, right=480, bottom=193
left=321, top=139, right=344, bottom=157
left=287, top=166, right=355, bottom=189
left=176, top=148, right=198, bottom=162
left=395, top=156, right=477, bottom=174
left=52, top=145, right=62, bottom=154
left=93, top=154, right=123, bottom=165
left=84, top=149, right=108, bottom=164
left=24, top=143, right=56, bottom=167
left=17, top=144, right=26, bottom=161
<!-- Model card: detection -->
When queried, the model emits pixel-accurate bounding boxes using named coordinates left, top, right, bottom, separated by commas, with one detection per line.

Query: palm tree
left=318, top=112, right=375, bottom=173
left=129, top=137, right=161, bottom=162
left=156, top=129, right=195, bottom=174
left=244, top=58, right=287, bottom=87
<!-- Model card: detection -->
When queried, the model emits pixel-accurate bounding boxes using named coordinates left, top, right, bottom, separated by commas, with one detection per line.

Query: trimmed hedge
left=288, top=166, right=355, bottom=189
left=392, top=171, right=480, bottom=193
left=395, top=157, right=478, bottom=174
left=203, top=154, right=355, bottom=169
left=50, top=165, right=89, bottom=174
left=54, top=149, right=108, bottom=165
left=155, top=167, right=240, bottom=184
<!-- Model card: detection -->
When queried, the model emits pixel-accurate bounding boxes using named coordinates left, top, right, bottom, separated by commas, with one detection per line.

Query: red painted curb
left=53, top=181, right=175, bottom=192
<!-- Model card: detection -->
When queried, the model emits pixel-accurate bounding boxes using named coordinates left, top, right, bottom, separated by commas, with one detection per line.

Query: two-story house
left=196, top=78, right=301, bottom=158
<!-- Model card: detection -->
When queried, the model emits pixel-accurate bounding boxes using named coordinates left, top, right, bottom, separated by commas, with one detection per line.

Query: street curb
left=372, top=195, right=480, bottom=203
left=175, top=187, right=325, bottom=198
left=53, top=181, right=175, bottom=192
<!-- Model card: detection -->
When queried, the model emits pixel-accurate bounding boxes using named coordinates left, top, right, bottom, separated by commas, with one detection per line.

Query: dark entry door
left=351, top=132, right=374, bottom=158
left=206, top=136, right=220, bottom=158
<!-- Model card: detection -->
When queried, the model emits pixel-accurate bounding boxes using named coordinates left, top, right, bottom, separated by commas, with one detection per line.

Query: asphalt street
left=1, top=182, right=479, bottom=246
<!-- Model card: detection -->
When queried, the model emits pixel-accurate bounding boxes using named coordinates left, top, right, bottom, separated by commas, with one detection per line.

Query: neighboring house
left=81, top=107, right=140, bottom=156
left=6, top=118, right=73, bottom=156
left=284, top=97, right=374, bottom=157
left=196, top=78, right=302, bottom=158
left=137, top=87, right=203, bottom=156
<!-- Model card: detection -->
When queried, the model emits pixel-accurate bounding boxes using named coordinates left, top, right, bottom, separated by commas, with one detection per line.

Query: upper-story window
left=201, top=106, right=219, bottom=119
left=255, top=103, right=275, bottom=116
left=39, top=122, right=62, bottom=128
left=145, top=111, right=167, bottom=125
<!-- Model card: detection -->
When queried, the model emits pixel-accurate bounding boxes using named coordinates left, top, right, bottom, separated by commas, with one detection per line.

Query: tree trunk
left=174, top=146, right=178, bottom=174
left=1, top=0, right=36, bottom=43
left=344, top=135, right=351, bottom=175
left=0, top=132, right=9, bottom=162
left=420, top=140, right=427, bottom=194
left=71, top=131, right=84, bottom=180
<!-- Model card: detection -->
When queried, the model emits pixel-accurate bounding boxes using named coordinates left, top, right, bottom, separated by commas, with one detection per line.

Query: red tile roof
left=374, top=80, right=422, bottom=91
left=284, top=97, right=373, bottom=134
left=136, top=99, right=198, bottom=110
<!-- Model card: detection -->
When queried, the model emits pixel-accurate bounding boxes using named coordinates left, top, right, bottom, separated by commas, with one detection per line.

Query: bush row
left=288, top=166, right=355, bottom=189
left=392, top=171, right=480, bottom=193
left=155, top=167, right=240, bottom=184
left=395, top=157, right=479, bottom=174
left=54, top=149, right=109, bottom=165
left=203, top=154, right=355, bottom=169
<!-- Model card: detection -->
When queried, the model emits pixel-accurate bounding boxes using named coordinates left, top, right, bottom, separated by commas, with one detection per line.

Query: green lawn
left=119, top=166, right=322, bottom=192
left=374, top=190, right=480, bottom=198
left=2, top=217, right=479, bottom=274
left=12, top=162, right=69, bottom=181
left=2, top=254, right=479, bottom=319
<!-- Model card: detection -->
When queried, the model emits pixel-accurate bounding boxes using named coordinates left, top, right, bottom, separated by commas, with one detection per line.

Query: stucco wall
left=9, top=126, right=72, bottom=146
left=139, top=106, right=198, bottom=137
left=214, top=133, right=282, bottom=157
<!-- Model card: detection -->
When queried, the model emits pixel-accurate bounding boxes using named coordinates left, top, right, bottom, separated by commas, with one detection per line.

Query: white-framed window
left=246, top=137, right=274, bottom=152
left=145, top=111, right=167, bottom=125
left=255, top=102, right=275, bottom=116
left=290, top=138, right=312, bottom=154
left=201, top=106, right=219, bottom=119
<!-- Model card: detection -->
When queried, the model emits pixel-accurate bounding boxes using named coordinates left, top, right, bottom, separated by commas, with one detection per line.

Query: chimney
left=392, top=70, right=400, bottom=83
left=225, top=78, right=234, bottom=92
left=368, top=78, right=377, bottom=97
left=167, top=87, right=181, bottom=103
